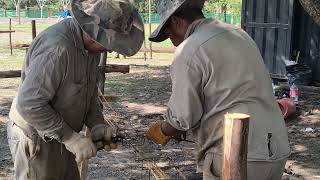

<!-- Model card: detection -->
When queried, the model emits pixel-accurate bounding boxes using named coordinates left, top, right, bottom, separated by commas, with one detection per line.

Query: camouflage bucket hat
left=149, top=0, right=204, bottom=42
left=71, top=0, right=144, bottom=56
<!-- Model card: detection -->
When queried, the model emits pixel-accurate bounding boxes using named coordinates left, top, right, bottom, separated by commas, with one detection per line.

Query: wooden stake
left=80, top=129, right=90, bottom=180
left=31, top=20, right=36, bottom=40
left=143, top=35, right=147, bottom=61
left=148, top=0, right=152, bottom=59
left=222, top=113, right=250, bottom=180
left=9, top=18, right=12, bottom=55
left=98, top=52, right=107, bottom=93
left=17, top=0, right=20, bottom=24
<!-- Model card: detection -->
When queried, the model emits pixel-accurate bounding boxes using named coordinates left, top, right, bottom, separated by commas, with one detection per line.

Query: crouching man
left=146, top=0, right=290, bottom=179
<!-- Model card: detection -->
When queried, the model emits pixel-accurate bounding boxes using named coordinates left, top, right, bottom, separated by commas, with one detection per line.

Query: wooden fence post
left=9, top=19, right=13, bottom=55
left=222, top=113, right=250, bottom=180
left=25, top=5, right=28, bottom=17
left=4, top=4, right=7, bottom=17
left=33, top=5, right=36, bottom=18
left=17, top=0, right=21, bottom=24
left=148, top=0, right=152, bottom=59
left=31, top=20, right=36, bottom=40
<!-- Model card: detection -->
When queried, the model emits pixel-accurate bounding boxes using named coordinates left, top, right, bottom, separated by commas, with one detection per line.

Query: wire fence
left=0, top=9, right=241, bottom=25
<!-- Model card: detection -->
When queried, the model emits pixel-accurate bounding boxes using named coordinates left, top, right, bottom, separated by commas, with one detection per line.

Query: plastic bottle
left=289, top=83, right=299, bottom=104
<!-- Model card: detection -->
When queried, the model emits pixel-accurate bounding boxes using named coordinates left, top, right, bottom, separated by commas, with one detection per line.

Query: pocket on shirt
left=60, top=82, right=86, bottom=108
left=203, top=152, right=222, bottom=178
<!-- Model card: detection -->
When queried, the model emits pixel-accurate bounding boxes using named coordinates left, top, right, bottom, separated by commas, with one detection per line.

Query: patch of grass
left=0, top=48, right=25, bottom=70
left=0, top=22, right=53, bottom=34
left=0, top=47, right=174, bottom=71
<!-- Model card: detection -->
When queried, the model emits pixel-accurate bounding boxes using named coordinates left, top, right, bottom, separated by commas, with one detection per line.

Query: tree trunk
left=298, top=0, right=320, bottom=26
left=221, top=5, right=227, bottom=22
left=40, top=7, right=43, bottom=18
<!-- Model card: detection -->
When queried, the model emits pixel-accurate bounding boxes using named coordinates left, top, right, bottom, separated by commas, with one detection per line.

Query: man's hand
left=146, top=121, right=171, bottom=145
left=90, top=124, right=116, bottom=151
left=146, top=121, right=188, bottom=145
left=62, top=132, right=97, bottom=162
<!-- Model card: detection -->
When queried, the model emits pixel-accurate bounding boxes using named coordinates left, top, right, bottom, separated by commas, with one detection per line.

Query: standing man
left=146, top=0, right=290, bottom=179
left=7, top=0, right=144, bottom=179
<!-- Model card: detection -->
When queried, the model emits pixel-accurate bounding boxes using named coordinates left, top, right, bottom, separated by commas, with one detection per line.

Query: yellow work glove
left=91, top=124, right=116, bottom=151
left=146, top=122, right=171, bottom=145
left=63, top=132, right=97, bottom=163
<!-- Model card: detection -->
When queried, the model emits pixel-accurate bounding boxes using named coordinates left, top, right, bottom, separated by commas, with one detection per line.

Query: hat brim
left=149, top=0, right=205, bottom=43
left=148, top=15, right=170, bottom=42
left=71, top=0, right=145, bottom=56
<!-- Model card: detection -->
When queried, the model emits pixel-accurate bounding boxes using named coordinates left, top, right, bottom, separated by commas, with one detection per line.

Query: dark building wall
left=241, top=0, right=320, bottom=84
left=292, top=2, right=320, bottom=83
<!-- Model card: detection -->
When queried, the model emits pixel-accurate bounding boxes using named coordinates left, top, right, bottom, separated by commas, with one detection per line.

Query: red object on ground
left=277, top=98, right=297, bottom=119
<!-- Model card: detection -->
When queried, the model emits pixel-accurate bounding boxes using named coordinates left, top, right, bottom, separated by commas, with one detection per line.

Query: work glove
left=62, top=132, right=97, bottom=163
left=146, top=121, right=171, bottom=145
left=91, top=124, right=116, bottom=151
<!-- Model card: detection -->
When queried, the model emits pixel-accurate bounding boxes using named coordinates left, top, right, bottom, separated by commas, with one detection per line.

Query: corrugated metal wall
left=241, top=0, right=294, bottom=78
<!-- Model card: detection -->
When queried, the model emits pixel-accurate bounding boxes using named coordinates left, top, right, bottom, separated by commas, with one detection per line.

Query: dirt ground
left=0, top=65, right=320, bottom=179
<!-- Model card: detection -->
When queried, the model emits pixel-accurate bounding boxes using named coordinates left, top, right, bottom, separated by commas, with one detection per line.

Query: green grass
left=0, top=22, right=173, bottom=49
left=0, top=48, right=25, bottom=70
left=0, top=23, right=53, bottom=33
left=0, top=47, right=174, bottom=72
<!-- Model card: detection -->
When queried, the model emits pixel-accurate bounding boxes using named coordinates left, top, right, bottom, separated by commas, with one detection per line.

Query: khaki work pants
left=7, top=121, right=80, bottom=180
left=203, top=152, right=287, bottom=180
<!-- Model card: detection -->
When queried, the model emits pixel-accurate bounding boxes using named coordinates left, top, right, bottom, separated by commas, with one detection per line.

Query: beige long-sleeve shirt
left=9, top=18, right=104, bottom=141
left=164, top=18, right=290, bottom=168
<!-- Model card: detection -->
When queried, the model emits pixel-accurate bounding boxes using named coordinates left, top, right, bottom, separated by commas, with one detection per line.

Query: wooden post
left=4, top=4, right=7, bottom=17
left=9, top=19, right=12, bottom=55
left=80, top=129, right=91, bottom=180
left=222, top=113, right=250, bottom=180
left=143, top=35, right=147, bottom=61
left=98, top=52, right=107, bottom=93
left=25, top=5, right=28, bottom=18
left=31, top=20, right=36, bottom=39
left=17, top=0, right=21, bottom=24
left=33, top=5, right=36, bottom=18
left=148, top=0, right=152, bottom=59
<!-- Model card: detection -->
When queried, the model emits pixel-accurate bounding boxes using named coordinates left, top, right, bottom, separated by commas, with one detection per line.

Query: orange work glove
left=146, top=121, right=171, bottom=145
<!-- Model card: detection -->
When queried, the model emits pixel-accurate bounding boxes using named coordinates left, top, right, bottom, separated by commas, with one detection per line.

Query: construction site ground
left=0, top=19, right=320, bottom=179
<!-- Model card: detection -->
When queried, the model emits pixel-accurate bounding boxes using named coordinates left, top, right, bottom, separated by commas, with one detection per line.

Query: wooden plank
left=275, top=0, right=291, bottom=76
left=0, top=30, right=15, bottom=33
left=264, top=0, right=277, bottom=74
left=99, top=64, right=129, bottom=74
left=242, top=22, right=289, bottom=29
left=0, top=70, right=20, bottom=78
left=246, top=0, right=256, bottom=36
left=286, top=0, right=294, bottom=59
left=253, top=0, right=265, bottom=57
left=139, top=47, right=175, bottom=53
left=222, top=113, right=250, bottom=180
left=0, top=64, right=127, bottom=78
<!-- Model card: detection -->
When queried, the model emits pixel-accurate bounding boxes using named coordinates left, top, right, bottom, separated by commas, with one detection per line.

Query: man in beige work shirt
left=146, top=0, right=290, bottom=179
left=7, top=0, right=144, bottom=179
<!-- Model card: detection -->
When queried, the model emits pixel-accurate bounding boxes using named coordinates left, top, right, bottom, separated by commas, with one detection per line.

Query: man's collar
left=70, top=18, right=86, bottom=51
left=184, top=18, right=213, bottom=40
